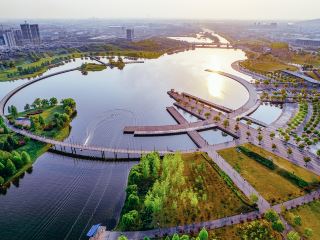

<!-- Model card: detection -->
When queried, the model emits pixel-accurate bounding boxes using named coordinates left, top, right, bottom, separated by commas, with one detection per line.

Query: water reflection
left=207, top=73, right=224, bottom=98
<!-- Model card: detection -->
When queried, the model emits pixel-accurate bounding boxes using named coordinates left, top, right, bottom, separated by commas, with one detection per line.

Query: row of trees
left=24, top=97, right=58, bottom=111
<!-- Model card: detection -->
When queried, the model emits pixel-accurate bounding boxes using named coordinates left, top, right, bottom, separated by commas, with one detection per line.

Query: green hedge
left=278, top=169, right=309, bottom=188
left=238, top=146, right=312, bottom=189
left=238, top=146, right=276, bottom=170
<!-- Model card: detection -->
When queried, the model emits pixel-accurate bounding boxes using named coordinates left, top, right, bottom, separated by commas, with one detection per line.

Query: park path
left=97, top=189, right=320, bottom=240
left=205, top=148, right=271, bottom=212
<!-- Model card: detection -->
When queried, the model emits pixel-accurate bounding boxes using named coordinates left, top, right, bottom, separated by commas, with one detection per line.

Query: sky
left=1, top=0, right=319, bottom=20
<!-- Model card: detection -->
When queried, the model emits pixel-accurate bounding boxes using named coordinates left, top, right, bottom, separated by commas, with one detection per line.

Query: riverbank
left=0, top=37, right=191, bottom=82
left=0, top=98, right=76, bottom=187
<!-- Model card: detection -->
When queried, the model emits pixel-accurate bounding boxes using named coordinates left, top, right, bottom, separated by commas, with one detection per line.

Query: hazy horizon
left=2, top=0, right=320, bottom=20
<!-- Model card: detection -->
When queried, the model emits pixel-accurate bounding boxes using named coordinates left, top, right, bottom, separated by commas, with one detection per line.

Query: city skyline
left=1, top=0, right=320, bottom=20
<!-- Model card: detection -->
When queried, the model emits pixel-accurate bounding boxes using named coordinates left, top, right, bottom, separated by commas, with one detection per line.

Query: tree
left=272, top=143, right=277, bottom=151
left=239, top=220, right=274, bottom=240
left=264, top=209, right=279, bottom=222
left=21, top=151, right=31, bottom=164
left=270, top=132, right=275, bottom=139
left=287, top=148, right=293, bottom=157
left=5, top=159, right=16, bottom=177
left=24, top=104, right=30, bottom=111
left=41, top=99, right=49, bottom=108
left=120, top=210, right=139, bottom=230
left=223, top=119, right=229, bottom=129
left=250, top=194, right=258, bottom=204
left=198, top=228, right=208, bottom=240
left=303, top=157, right=311, bottom=166
left=257, top=134, right=263, bottom=144
left=213, top=115, right=220, bottom=122
left=304, top=228, right=313, bottom=239
left=117, top=235, right=128, bottom=240
left=49, top=97, right=58, bottom=106
left=246, top=131, right=251, bottom=140
left=10, top=105, right=18, bottom=119
left=180, top=235, right=190, bottom=240
left=38, top=115, right=45, bottom=127
left=293, top=215, right=302, bottom=226
left=287, top=231, right=300, bottom=240
left=0, top=176, right=4, bottom=185
left=272, top=220, right=285, bottom=232
left=33, top=98, right=41, bottom=108
left=246, top=120, right=252, bottom=129
left=64, top=106, right=73, bottom=116
left=127, top=193, right=140, bottom=210
left=284, top=135, right=290, bottom=143
left=172, top=234, right=180, bottom=240
left=12, top=154, right=23, bottom=169
left=61, top=98, right=76, bottom=109
left=234, top=124, right=239, bottom=132
left=0, top=162, right=5, bottom=176
left=317, top=149, right=320, bottom=158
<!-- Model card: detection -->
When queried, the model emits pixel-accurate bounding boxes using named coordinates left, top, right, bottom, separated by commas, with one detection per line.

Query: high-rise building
left=30, top=24, right=41, bottom=44
left=0, top=34, right=6, bottom=46
left=13, top=29, right=23, bottom=46
left=5, top=30, right=16, bottom=47
left=126, top=28, right=134, bottom=41
left=20, top=22, right=32, bottom=42
left=2, top=29, right=17, bottom=48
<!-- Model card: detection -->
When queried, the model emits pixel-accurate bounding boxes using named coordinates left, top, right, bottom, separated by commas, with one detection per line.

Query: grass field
left=81, top=63, right=106, bottom=72
left=241, top=54, right=297, bottom=73
left=217, top=144, right=318, bottom=204
left=244, top=144, right=319, bottom=183
left=284, top=200, right=320, bottom=240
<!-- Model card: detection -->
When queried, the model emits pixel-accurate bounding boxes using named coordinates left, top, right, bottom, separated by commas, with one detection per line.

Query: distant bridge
left=193, top=42, right=233, bottom=49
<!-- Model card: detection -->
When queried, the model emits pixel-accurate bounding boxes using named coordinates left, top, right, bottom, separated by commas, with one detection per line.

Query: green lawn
left=283, top=200, right=320, bottom=240
left=81, top=63, right=106, bottom=72
left=0, top=53, right=83, bottom=81
left=217, top=144, right=318, bottom=204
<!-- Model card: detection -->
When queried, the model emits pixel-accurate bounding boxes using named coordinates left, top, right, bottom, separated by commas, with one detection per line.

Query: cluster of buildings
left=0, top=21, right=41, bottom=49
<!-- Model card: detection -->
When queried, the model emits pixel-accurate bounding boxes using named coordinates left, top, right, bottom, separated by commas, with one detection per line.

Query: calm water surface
left=0, top=44, right=254, bottom=239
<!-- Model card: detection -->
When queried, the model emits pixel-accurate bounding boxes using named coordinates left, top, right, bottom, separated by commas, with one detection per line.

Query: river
left=0, top=35, right=279, bottom=240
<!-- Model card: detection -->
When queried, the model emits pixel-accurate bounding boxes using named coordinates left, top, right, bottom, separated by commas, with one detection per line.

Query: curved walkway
left=0, top=67, right=194, bottom=157
left=0, top=68, right=80, bottom=116
left=124, top=71, right=260, bottom=136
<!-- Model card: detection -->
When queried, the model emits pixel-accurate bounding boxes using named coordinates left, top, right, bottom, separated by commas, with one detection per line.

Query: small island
left=0, top=97, right=77, bottom=188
